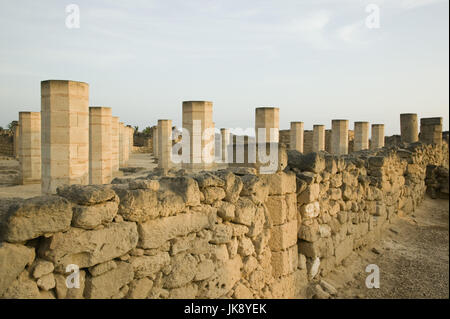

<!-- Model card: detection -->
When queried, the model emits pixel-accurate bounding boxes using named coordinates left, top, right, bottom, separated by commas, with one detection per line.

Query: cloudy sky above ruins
left=0, top=0, right=448, bottom=135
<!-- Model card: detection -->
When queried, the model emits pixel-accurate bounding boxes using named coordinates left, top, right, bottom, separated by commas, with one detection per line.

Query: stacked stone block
left=89, top=107, right=112, bottom=185
left=371, top=124, right=385, bottom=150
left=290, top=122, right=304, bottom=153
left=400, top=113, right=418, bottom=143
left=19, top=112, right=41, bottom=184
left=41, top=80, right=89, bottom=194
left=420, top=117, right=443, bottom=146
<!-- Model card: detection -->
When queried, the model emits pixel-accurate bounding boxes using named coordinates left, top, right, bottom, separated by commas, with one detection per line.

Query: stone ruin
left=0, top=79, right=448, bottom=299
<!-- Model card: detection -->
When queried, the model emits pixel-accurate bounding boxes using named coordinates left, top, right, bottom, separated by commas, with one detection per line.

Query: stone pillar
left=331, top=120, right=349, bottom=155
left=182, top=101, right=215, bottom=170
left=400, top=113, right=418, bottom=143
left=153, top=126, right=159, bottom=158
left=119, top=122, right=129, bottom=167
left=111, top=116, right=120, bottom=173
left=127, top=125, right=134, bottom=153
left=255, top=107, right=279, bottom=144
left=220, top=128, right=231, bottom=163
left=41, top=80, right=89, bottom=194
left=89, top=107, right=112, bottom=185
left=13, top=123, right=20, bottom=159
left=19, top=112, right=41, bottom=184
left=289, top=122, right=304, bottom=153
left=420, top=117, right=443, bottom=146
left=312, top=125, right=325, bottom=152
left=371, top=124, right=385, bottom=150
left=354, top=121, right=369, bottom=151
left=158, top=119, right=172, bottom=170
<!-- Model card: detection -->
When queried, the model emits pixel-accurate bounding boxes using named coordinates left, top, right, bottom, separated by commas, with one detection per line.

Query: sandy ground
left=321, top=197, right=449, bottom=299
left=0, top=153, right=158, bottom=199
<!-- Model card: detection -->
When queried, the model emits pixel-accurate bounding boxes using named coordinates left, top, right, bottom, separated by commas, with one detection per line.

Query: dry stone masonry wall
left=0, top=141, right=448, bottom=299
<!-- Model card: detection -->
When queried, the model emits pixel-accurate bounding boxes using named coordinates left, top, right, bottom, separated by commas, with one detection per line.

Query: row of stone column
left=155, top=105, right=444, bottom=170
left=17, top=80, right=133, bottom=193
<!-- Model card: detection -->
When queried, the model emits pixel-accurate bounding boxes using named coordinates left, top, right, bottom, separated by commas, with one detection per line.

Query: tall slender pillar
left=89, top=107, right=112, bottom=184
left=182, top=101, right=215, bottom=170
left=19, top=112, right=41, bottom=184
left=127, top=125, right=134, bottom=154
left=400, top=113, right=418, bottom=143
left=220, top=128, right=230, bottom=163
left=158, top=119, right=172, bottom=170
left=111, top=116, right=120, bottom=173
left=371, top=124, right=385, bottom=150
left=290, top=122, right=304, bottom=153
left=420, top=117, right=443, bottom=146
left=313, top=125, right=325, bottom=152
left=41, top=80, right=89, bottom=194
left=153, top=125, right=159, bottom=158
left=255, top=107, right=279, bottom=144
left=13, top=123, right=20, bottom=159
left=119, top=122, right=129, bottom=167
left=331, top=120, right=349, bottom=155
left=354, top=121, right=369, bottom=151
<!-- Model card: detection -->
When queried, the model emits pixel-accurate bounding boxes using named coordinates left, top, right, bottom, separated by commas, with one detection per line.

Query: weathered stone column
left=158, top=119, right=172, bottom=170
left=182, top=101, right=215, bottom=170
left=152, top=126, right=159, bottom=158
left=331, top=119, right=349, bottom=155
left=371, top=124, right=385, bottom=150
left=41, top=80, right=89, bottom=194
left=255, top=107, right=279, bottom=144
left=220, top=128, right=230, bottom=163
left=420, top=117, right=443, bottom=146
left=127, top=125, right=134, bottom=154
left=89, top=107, right=112, bottom=185
left=400, top=113, right=418, bottom=143
left=111, top=116, right=120, bottom=173
left=354, top=121, right=369, bottom=151
left=19, top=112, right=41, bottom=184
left=119, top=122, right=129, bottom=167
left=312, top=125, right=325, bottom=152
left=290, top=122, right=304, bottom=153
left=13, top=123, right=20, bottom=159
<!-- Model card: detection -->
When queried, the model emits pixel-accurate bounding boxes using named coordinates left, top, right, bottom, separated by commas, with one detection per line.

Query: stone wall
left=0, top=131, right=13, bottom=156
left=287, top=141, right=448, bottom=288
left=0, top=168, right=303, bottom=299
left=0, top=142, right=447, bottom=299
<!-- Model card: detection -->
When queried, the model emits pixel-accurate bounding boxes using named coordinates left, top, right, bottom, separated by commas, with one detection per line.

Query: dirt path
left=322, top=197, right=449, bottom=299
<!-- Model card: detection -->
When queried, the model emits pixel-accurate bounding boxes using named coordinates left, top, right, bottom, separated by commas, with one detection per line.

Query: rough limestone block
left=271, top=245, right=298, bottom=277
left=84, top=262, right=134, bottom=299
left=269, top=220, right=297, bottom=251
left=40, top=221, right=138, bottom=271
left=285, top=193, right=297, bottom=221
left=287, top=151, right=325, bottom=173
left=164, top=253, right=198, bottom=288
left=297, top=183, right=320, bottom=205
left=32, top=259, right=54, bottom=279
left=129, top=252, right=170, bottom=279
left=197, top=256, right=242, bottom=298
left=72, top=199, right=119, bottom=230
left=262, top=171, right=296, bottom=195
left=127, top=277, right=154, bottom=299
left=1, top=196, right=72, bottom=243
left=57, top=184, right=117, bottom=205
left=266, top=195, right=287, bottom=225
left=0, top=243, right=35, bottom=296
left=138, top=211, right=216, bottom=249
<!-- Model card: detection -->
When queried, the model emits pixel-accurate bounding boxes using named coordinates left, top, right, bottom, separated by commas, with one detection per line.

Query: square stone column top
left=41, top=80, right=89, bottom=96
left=420, top=117, right=443, bottom=125
left=332, top=119, right=349, bottom=124
left=290, top=121, right=304, bottom=126
left=313, top=124, right=325, bottom=129
left=90, top=106, right=112, bottom=111
left=182, top=101, right=213, bottom=112
left=372, top=124, right=384, bottom=128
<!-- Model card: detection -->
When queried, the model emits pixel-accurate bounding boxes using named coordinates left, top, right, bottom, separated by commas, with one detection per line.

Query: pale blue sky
left=0, top=0, right=448, bottom=135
